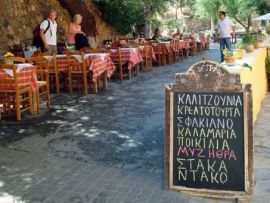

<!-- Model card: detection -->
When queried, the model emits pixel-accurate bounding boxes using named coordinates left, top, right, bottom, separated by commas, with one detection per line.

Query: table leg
left=136, top=65, right=139, bottom=76
left=93, top=80, right=98, bottom=94
left=162, top=54, right=166, bottom=66
left=98, top=77, right=101, bottom=91
left=128, top=70, right=132, bottom=79
left=32, top=92, right=38, bottom=114
left=103, top=71, right=108, bottom=89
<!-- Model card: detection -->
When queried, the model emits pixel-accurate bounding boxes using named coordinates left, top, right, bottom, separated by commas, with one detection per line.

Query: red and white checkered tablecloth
left=178, top=40, right=190, bottom=49
left=137, top=46, right=156, bottom=61
left=152, top=43, right=172, bottom=55
left=0, top=64, right=38, bottom=92
left=47, top=54, right=116, bottom=82
left=110, top=48, right=143, bottom=70
left=86, top=54, right=116, bottom=82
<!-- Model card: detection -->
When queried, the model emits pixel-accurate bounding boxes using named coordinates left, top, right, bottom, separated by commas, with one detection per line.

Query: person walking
left=40, top=8, right=58, bottom=52
left=218, top=11, right=235, bottom=62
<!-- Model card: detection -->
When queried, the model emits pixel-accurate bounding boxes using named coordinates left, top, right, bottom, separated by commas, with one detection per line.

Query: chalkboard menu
left=165, top=61, right=253, bottom=198
left=173, top=92, right=245, bottom=191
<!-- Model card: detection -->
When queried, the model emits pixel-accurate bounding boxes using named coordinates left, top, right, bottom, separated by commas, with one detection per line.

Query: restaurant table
left=178, top=40, right=190, bottom=49
left=137, top=45, right=156, bottom=61
left=0, top=63, right=39, bottom=113
left=152, top=42, right=172, bottom=55
left=0, top=63, right=38, bottom=92
left=44, top=53, right=116, bottom=91
left=109, top=48, right=143, bottom=70
left=222, top=48, right=268, bottom=123
left=151, top=42, right=176, bottom=65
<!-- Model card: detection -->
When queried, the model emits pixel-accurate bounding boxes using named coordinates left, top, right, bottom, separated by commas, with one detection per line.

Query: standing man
left=40, top=8, right=57, bottom=52
left=218, top=11, right=235, bottom=62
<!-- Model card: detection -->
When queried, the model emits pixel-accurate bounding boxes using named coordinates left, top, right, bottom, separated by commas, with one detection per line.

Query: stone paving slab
left=0, top=47, right=270, bottom=203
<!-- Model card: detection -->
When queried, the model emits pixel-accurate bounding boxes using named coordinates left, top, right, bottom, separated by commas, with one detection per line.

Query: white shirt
left=218, top=18, right=233, bottom=38
left=40, top=18, right=57, bottom=46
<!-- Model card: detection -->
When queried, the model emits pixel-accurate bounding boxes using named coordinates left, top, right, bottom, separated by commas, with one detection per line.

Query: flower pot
left=224, top=56, right=235, bottom=63
left=244, top=44, right=254, bottom=53
left=234, top=49, right=244, bottom=59
left=254, top=41, right=263, bottom=49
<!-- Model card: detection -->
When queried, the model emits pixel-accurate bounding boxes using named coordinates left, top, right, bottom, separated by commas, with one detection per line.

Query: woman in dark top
left=152, top=28, right=162, bottom=41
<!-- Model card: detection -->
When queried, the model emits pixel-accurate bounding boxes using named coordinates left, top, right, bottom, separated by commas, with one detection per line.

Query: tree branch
left=233, top=17, right=248, bottom=30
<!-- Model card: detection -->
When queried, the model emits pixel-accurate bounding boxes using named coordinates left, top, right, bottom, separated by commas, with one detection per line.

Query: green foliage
left=254, top=0, right=270, bottom=15
left=92, top=0, right=171, bottom=35
left=92, top=0, right=270, bottom=35
left=166, top=19, right=180, bottom=34
left=92, top=0, right=143, bottom=34
left=236, top=41, right=244, bottom=49
left=241, top=63, right=252, bottom=70
left=151, top=16, right=162, bottom=33
left=195, top=0, right=222, bottom=21
left=242, top=33, right=255, bottom=44
left=194, top=0, right=270, bottom=31
left=223, top=0, right=255, bottom=18
left=170, top=0, right=196, bottom=14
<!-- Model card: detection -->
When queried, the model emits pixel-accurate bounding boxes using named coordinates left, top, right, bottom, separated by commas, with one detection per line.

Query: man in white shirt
left=218, top=11, right=235, bottom=62
left=40, top=8, right=57, bottom=52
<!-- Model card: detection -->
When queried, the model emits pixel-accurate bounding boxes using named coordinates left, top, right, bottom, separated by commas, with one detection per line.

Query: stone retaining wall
left=0, top=0, right=119, bottom=54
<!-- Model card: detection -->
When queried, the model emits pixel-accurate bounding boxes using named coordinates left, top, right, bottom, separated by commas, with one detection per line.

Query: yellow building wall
left=240, top=48, right=268, bottom=123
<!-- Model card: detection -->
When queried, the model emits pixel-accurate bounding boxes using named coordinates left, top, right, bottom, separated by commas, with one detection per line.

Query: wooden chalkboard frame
left=164, top=61, right=254, bottom=199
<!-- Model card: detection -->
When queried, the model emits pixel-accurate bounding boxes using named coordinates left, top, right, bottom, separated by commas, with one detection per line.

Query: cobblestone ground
left=0, top=46, right=269, bottom=203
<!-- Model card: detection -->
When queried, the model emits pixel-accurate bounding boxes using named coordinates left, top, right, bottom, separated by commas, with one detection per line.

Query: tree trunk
left=234, top=17, right=248, bottom=32
left=246, top=14, right=252, bottom=33
left=211, top=17, right=215, bottom=32
left=144, top=10, right=152, bottom=39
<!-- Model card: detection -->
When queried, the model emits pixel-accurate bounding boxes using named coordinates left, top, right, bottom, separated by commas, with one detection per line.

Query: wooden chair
left=141, top=45, right=153, bottom=72
left=176, top=42, right=184, bottom=61
left=190, top=37, right=197, bottom=56
left=196, top=42, right=203, bottom=54
left=195, top=37, right=205, bottom=54
left=169, top=40, right=178, bottom=64
left=82, top=48, right=111, bottom=92
left=66, top=50, right=89, bottom=95
left=0, top=64, right=33, bottom=121
left=153, top=43, right=162, bottom=67
left=7, top=57, right=26, bottom=64
left=27, top=56, right=50, bottom=113
left=182, top=39, right=190, bottom=59
left=171, top=41, right=183, bottom=63
left=112, top=48, right=130, bottom=80
left=200, top=36, right=207, bottom=52
left=41, top=52, right=60, bottom=94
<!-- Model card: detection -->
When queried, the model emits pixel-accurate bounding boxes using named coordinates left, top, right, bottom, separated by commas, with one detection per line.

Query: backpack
left=32, top=19, right=50, bottom=48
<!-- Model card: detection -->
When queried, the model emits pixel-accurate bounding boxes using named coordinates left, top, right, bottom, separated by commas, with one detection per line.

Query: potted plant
left=234, top=41, right=244, bottom=59
left=223, top=49, right=235, bottom=63
left=242, top=33, right=255, bottom=53
left=254, top=33, right=264, bottom=48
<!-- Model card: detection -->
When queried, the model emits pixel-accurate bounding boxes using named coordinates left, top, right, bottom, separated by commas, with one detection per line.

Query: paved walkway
left=0, top=47, right=270, bottom=203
